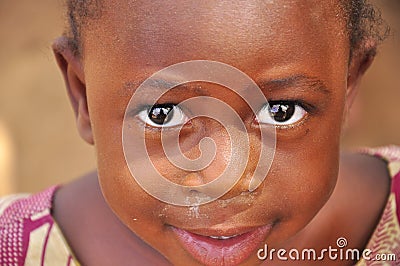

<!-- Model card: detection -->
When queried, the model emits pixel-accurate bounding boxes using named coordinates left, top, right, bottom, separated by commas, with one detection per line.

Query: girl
left=1, top=0, right=398, bottom=265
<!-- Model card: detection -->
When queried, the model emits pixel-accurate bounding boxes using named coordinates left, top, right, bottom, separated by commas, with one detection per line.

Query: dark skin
left=52, top=0, right=390, bottom=265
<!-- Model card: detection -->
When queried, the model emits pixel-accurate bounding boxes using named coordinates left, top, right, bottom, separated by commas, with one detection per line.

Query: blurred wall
left=0, top=0, right=96, bottom=195
left=0, top=0, right=399, bottom=195
left=344, top=0, right=400, bottom=147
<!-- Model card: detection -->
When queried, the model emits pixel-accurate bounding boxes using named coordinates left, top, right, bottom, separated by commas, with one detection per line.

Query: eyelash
left=132, top=100, right=313, bottom=130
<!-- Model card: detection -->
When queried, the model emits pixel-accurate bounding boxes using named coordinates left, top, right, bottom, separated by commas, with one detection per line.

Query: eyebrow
left=122, top=74, right=331, bottom=96
left=257, top=75, right=331, bottom=96
left=121, top=78, right=182, bottom=95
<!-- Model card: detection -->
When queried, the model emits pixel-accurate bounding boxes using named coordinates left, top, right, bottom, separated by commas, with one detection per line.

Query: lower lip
left=171, top=225, right=272, bottom=266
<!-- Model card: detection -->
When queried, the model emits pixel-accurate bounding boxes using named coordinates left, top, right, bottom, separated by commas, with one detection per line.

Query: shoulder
left=335, top=146, right=400, bottom=225
left=0, top=186, right=77, bottom=265
left=353, top=146, right=400, bottom=264
left=357, top=145, right=400, bottom=215
left=307, top=147, right=392, bottom=250
left=0, top=187, right=56, bottom=228
left=336, top=148, right=392, bottom=217
left=339, top=149, right=391, bottom=225
left=300, top=146, right=399, bottom=259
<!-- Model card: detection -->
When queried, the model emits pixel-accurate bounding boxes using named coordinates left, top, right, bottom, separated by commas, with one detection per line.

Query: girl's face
left=78, top=0, right=351, bottom=265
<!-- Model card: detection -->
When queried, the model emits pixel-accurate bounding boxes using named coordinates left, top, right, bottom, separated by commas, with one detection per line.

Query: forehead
left=83, top=0, right=348, bottom=79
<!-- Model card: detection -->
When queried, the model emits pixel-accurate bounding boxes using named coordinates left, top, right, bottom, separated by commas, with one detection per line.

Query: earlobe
left=52, top=36, right=94, bottom=145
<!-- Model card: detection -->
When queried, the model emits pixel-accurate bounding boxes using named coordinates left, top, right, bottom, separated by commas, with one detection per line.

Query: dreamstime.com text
left=257, top=237, right=397, bottom=262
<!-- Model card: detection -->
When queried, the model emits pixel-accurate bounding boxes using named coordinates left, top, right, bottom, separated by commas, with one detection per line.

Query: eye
left=257, top=101, right=307, bottom=126
left=137, top=104, right=188, bottom=128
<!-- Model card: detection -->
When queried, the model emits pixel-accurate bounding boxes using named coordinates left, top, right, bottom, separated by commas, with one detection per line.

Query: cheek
left=95, top=127, right=160, bottom=223
left=95, top=138, right=172, bottom=253
left=273, top=146, right=339, bottom=214
left=86, top=89, right=167, bottom=234
left=262, top=124, right=341, bottom=243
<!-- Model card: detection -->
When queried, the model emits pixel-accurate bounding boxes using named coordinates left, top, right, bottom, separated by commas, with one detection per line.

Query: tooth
left=209, top=235, right=238, bottom=240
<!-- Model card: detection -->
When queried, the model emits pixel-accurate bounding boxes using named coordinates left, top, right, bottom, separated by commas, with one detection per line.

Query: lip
left=171, top=224, right=272, bottom=265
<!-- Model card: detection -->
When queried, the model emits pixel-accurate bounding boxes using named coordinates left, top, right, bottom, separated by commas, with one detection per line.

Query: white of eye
left=137, top=105, right=188, bottom=128
left=257, top=103, right=307, bottom=126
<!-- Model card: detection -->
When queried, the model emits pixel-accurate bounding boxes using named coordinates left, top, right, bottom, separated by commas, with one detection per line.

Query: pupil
left=148, top=104, right=174, bottom=125
left=269, top=102, right=295, bottom=122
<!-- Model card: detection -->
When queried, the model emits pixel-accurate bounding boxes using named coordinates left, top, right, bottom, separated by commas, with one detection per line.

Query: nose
left=179, top=118, right=262, bottom=200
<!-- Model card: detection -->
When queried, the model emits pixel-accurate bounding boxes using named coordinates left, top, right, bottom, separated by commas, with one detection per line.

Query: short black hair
left=342, top=0, right=390, bottom=54
left=64, top=0, right=389, bottom=58
left=65, top=0, right=103, bottom=56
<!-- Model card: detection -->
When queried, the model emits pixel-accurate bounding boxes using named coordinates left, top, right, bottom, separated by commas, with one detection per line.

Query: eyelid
left=268, top=100, right=315, bottom=114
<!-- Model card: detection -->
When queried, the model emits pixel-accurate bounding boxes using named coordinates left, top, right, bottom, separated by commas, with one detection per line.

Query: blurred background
left=0, top=0, right=399, bottom=195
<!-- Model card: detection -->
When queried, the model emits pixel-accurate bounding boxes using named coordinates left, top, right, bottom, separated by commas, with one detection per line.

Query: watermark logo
left=122, top=60, right=276, bottom=206
left=336, top=237, right=347, bottom=248
left=257, top=237, right=397, bottom=262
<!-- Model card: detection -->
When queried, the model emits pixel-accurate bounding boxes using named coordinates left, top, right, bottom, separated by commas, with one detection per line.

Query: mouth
left=170, top=224, right=273, bottom=266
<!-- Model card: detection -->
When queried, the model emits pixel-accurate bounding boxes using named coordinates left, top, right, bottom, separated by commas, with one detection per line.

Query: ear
left=345, top=40, right=376, bottom=115
left=52, top=36, right=94, bottom=145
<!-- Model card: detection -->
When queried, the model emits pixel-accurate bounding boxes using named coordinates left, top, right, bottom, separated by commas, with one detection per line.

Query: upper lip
left=168, top=225, right=270, bottom=237
left=160, top=193, right=279, bottom=237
